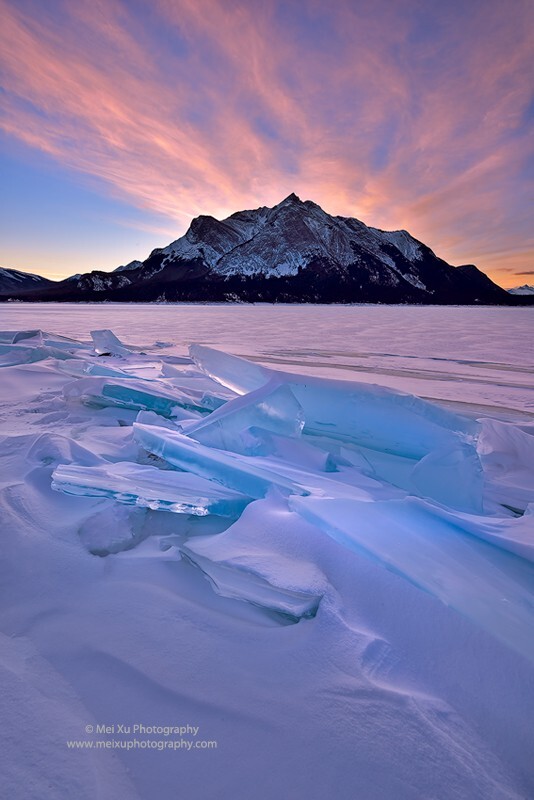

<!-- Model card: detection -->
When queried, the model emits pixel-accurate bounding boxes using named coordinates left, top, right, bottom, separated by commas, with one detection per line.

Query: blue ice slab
left=63, top=376, right=214, bottom=418
left=289, top=380, right=476, bottom=459
left=185, top=379, right=304, bottom=454
left=190, top=345, right=479, bottom=459
left=0, top=343, right=52, bottom=367
left=133, top=422, right=309, bottom=499
left=232, top=426, right=340, bottom=470
left=290, top=495, right=534, bottom=663
left=52, top=461, right=251, bottom=518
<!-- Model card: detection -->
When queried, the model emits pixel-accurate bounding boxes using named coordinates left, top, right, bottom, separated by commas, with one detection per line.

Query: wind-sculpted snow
left=1, top=325, right=533, bottom=800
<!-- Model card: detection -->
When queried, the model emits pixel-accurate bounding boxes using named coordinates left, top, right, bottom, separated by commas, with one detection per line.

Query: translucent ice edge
left=133, top=422, right=310, bottom=499
left=189, top=344, right=479, bottom=459
left=52, top=461, right=252, bottom=518
left=64, top=376, right=226, bottom=417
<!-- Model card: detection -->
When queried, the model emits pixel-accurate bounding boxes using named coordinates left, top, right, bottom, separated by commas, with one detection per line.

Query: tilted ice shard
left=133, top=422, right=309, bottom=498
left=290, top=495, right=534, bottom=663
left=52, top=461, right=252, bottom=517
left=0, top=344, right=52, bottom=367
left=91, top=329, right=133, bottom=356
left=408, top=441, right=484, bottom=513
left=290, top=381, right=476, bottom=459
left=189, top=344, right=270, bottom=394
left=63, top=376, right=214, bottom=417
left=190, top=345, right=478, bottom=458
left=0, top=329, right=88, bottom=349
left=227, top=426, right=340, bottom=470
left=185, top=379, right=304, bottom=454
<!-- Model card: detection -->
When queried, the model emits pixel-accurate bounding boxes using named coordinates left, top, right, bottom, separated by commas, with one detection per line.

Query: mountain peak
left=279, top=192, right=303, bottom=206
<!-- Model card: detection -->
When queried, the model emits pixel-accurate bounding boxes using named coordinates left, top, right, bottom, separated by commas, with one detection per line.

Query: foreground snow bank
left=0, top=328, right=533, bottom=800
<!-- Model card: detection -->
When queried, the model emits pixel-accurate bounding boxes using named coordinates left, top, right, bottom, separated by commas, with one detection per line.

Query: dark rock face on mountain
left=0, top=195, right=513, bottom=304
left=0, top=267, right=56, bottom=294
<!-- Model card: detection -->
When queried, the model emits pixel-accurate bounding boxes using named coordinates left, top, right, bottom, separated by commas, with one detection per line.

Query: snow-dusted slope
left=508, top=284, right=534, bottom=295
left=0, top=267, right=55, bottom=293
left=114, top=260, right=143, bottom=273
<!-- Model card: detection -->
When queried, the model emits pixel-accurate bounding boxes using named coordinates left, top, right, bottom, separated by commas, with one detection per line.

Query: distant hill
left=508, top=284, right=534, bottom=296
left=0, top=267, right=56, bottom=294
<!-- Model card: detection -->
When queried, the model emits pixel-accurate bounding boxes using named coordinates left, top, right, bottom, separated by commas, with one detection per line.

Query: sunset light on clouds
left=0, top=0, right=532, bottom=285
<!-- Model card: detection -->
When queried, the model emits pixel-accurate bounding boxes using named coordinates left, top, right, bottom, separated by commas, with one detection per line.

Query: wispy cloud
left=1, top=0, right=532, bottom=284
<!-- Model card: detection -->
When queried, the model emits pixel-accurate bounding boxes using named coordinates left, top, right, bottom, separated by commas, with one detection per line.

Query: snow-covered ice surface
left=0, top=305, right=533, bottom=800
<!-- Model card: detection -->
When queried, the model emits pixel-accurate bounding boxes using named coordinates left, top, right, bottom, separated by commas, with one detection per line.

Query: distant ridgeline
left=0, top=195, right=529, bottom=304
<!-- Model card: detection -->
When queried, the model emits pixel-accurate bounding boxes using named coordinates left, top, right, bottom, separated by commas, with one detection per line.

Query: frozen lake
left=1, top=308, right=533, bottom=799
left=2, top=303, right=533, bottom=417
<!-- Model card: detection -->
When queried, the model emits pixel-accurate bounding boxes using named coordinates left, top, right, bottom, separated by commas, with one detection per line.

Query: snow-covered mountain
left=114, top=260, right=143, bottom=273
left=0, top=267, right=55, bottom=294
left=508, top=284, right=534, bottom=295
left=0, top=195, right=512, bottom=303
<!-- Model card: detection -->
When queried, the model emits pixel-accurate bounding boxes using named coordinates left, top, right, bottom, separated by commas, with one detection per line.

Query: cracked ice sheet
left=190, top=345, right=478, bottom=459
left=52, top=461, right=251, bottom=518
left=134, top=419, right=401, bottom=503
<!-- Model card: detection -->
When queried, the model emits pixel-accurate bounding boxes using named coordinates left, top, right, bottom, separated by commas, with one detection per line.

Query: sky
left=0, top=0, right=533, bottom=287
